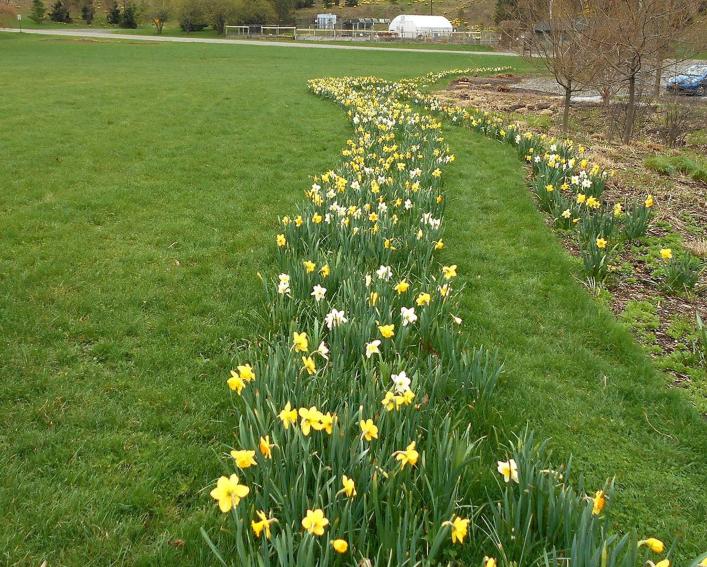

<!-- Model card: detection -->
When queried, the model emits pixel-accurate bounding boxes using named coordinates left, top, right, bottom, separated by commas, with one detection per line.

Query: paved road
left=0, top=27, right=517, bottom=56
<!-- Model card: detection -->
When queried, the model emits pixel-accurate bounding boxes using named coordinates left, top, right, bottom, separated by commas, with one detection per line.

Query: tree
left=494, top=0, right=516, bottom=23
left=146, top=0, right=172, bottom=33
left=516, top=0, right=594, bottom=132
left=49, top=0, right=71, bottom=22
left=177, top=0, right=208, bottom=31
left=29, top=0, right=47, bottom=22
left=206, top=0, right=237, bottom=34
left=271, top=0, right=294, bottom=23
left=584, top=0, right=700, bottom=143
left=81, top=0, right=95, bottom=23
left=106, top=1, right=121, bottom=24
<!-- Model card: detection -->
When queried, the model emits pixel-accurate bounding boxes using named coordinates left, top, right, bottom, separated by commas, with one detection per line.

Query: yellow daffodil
left=394, top=441, right=419, bottom=469
left=378, top=324, right=395, bottom=339
left=613, top=203, right=623, bottom=217
left=497, top=459, right=519, bottom=483
left=394, top=280, right=410, bottom=294
left=359, top=418, right=379, bottom=441
left=545, top=184, right=554, bottom=192
left=660, top=248, right=672, bottom=260
left=320, top=264, right=330, bottom=278
left=331, top=539, right=348, bottom=553
left=301, top=508, right=329, bottom=536
left=301, top=356, right=316, bottom=375
left=276, top=234, right=286, bottom=247
left=237, top=364, right=255, bottom=382
left=340, top=475, right=356, bottom=498
left=227, top=371, right=245, bottom=394
left=230, top=449, right=257, bottom=469
left=298, top=406, right=321, bottom=436
left=210, top=474, right=249, bottom=513
left=251, top=510, right=277, bottom=539
left=655, top=560, right=670, bottom=567
left=443, top=516, right=470, bottom=544
left=312, top=213, right=323, bottom=224
left=293, top=332, right=309, bottom=353
left=645, top=194, right=655, bottom=208
left=577, top=193, right=586, bottom=204
left=369, top=291, right=379, bottom=306
left=303, top=260, right=316, bottom=273
left=639, top=538, right=665, bottom=554
left=295, top=215, right=303, bottom=227
left=592, top=490, right=606, bottom=515
left=483, top=557, right=497, bottom=567
left=259, top=435, right=273, bottom=459
left=442, top=265, right=457, bottom=280
left=278, top=401, right=298, bottom=429
left=416, top=292, right=431, bottom=306
left=596, top=237, right=607, bottom=249
left=434, top=239, right=444, bottom=250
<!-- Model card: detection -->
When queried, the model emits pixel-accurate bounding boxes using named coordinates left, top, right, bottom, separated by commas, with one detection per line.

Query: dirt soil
left=438, top=74, right=706, bottom=395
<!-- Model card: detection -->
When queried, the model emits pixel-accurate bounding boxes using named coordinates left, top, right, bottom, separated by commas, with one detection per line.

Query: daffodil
left=400, top=306, right=417, bottom=326
left=293, top=332, right=309, bottom=353
left=237, top=364, right=255, bottom=382
left=443, top=516, right=470, bottom=544
left=394, top=280, right=410, bottom=294
left=442, top=265, right=457, bottom=279
left=645, top=194, right=655, bottom=208
left=340, top=475, right=356, bottom=498
left=227, top=371, right=245, bottom=394
left=359, top=418, right=378, bottom=441
left=416, top=292, right=431, bottom=306
left=592, top=490, right=606, bottom=515
left=378, top=324, right=395, bottom=339
left=596, top=237, right=607, bottom=249
left=655, top=560, right=670, bottom=567
left=278, top=402, right=298, bottom=429
left=251, top=510, right=277, bottom=539
left=365, top=340, right=381, bottom=358
left=259, top=436, right=273, bottom=459
left=301, top=509, right=329, bottom=536
left=394, top=441, right=419, bottom=469
left=276, top=234, right=286, bottom=247
left=298, top=406, right=321, bottom=436
left=369, top=291, right=379, bottom=306
left=331, top=539, right=348, bottom=553
left=210, top=474, right=249, bottom=513
left=639, top=538, right=665, bottom=554
left=613, top=203, right=623, bottom=217
left=497, top=459, right=519, bottom=483
left=311, top=284, right=327, bottom=302
left=301, top=356, right=316, bottom=375
left=660, top=248, right=672, bottom=260
left=483, top=557, right=497, bottom=567
left=303, top=260, right=316, bottom=273
left=319, top=264, right=330, bottom=278
left=230, top=449, right=257, bottom=469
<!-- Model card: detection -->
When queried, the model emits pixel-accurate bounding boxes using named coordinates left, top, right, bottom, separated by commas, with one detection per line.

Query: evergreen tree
left=81, top=0, right=95, bottom=23
left=29, top=0, right=46, bottom=23
left=119, top=1, right=138, bottom=28
left=106, top=1, right=121, bottom=24
left=49, top=0, right=71, bottom=22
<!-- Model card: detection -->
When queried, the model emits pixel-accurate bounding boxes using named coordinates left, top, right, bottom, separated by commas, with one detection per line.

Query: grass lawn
left=0, top=35, right=525, bottom=565
left=0, top=34, right=703, bottom=565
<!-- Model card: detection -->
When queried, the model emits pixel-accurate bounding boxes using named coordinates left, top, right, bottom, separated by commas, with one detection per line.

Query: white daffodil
left=400, top=306, right=417, bottom=327
left=311, top=285, right=327, bottom=302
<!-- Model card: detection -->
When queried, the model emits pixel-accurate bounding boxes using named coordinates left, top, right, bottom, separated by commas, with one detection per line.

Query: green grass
left=0, top=33, right=704, bottom=565
left=441, top=127, right=706, bottom=562
left=0, top=35, right=526, bottom=565
left=645, top=153, right=707, bottom=183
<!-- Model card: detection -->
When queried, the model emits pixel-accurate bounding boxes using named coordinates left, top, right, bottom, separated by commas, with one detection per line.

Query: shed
left=388, top=15, right=453, bottom=39
left=316, top=13, right=336, bottom=30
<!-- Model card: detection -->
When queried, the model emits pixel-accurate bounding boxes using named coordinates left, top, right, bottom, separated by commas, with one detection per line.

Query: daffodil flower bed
left=202, top=68, right=693, bottom=566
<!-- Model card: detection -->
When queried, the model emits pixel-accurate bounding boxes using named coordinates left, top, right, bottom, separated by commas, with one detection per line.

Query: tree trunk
left=562, top=82, right=571, bottom=132
left=654, top=57, right=663, bottom=98
left=623, top=73, right=636, bottom=144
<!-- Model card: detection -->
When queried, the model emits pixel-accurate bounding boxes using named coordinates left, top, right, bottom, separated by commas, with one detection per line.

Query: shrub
left=30, top=0, right=46, bottom=23
left=178, top=0, right=208, bottom=31
left=49, top=0, right=71, bottom=22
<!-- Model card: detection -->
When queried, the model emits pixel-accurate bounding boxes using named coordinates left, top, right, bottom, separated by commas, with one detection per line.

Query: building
left=388, top=15, right=453, bottom=39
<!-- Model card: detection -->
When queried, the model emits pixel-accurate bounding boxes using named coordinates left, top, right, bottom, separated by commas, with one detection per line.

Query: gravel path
left=0, top=27, right=517, bottom=56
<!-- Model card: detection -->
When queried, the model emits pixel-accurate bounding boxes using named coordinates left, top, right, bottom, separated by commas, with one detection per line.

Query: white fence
left=225, top=26, right=498, bottom=45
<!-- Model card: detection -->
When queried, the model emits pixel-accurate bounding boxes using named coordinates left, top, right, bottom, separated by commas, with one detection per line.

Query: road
left=0, top=27, right=518, bottom=56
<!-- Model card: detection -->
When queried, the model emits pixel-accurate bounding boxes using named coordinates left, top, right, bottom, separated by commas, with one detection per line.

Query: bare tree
left=583, top=0, right=700, bottom=144
left=516, top=0, right=595, bottom=132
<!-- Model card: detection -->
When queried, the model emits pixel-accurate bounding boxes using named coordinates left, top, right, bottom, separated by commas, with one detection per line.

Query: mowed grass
left=0, top=34, right=704, bottom=565
left=441, top=127, right=707, bottom=561
left=0, top=35, right=526, bottom=565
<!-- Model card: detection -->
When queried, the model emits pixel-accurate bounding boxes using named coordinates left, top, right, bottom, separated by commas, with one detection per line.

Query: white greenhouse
left=388, top=15, right=453, bottom=39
